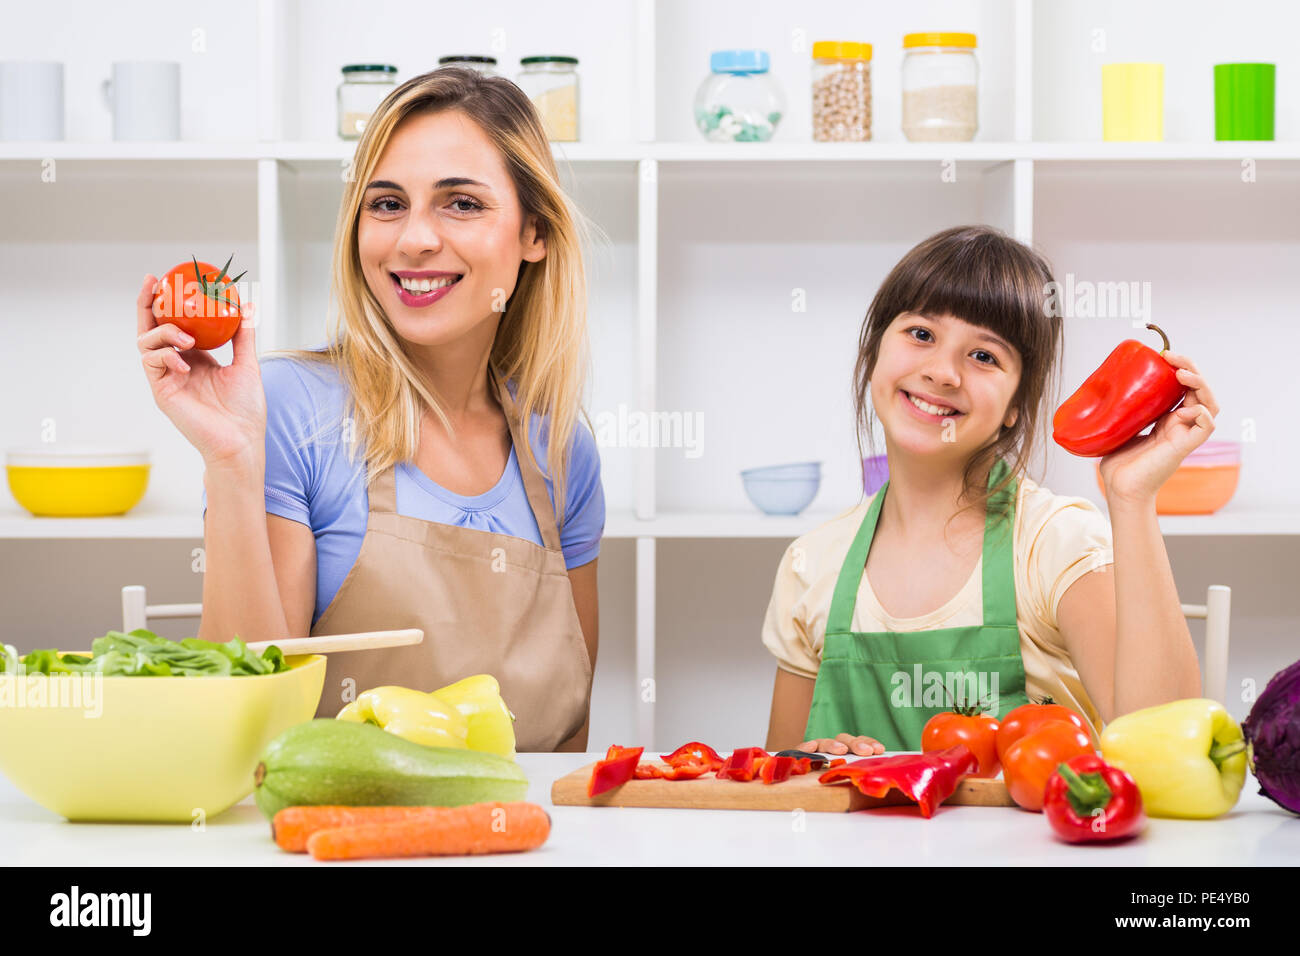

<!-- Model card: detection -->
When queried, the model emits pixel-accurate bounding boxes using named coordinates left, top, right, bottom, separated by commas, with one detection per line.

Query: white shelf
left=3, top=140, right=1297, bottom=164
left=5, top=506, right=1299, bottom=540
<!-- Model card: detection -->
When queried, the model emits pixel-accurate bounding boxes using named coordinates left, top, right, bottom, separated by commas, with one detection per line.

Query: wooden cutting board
left=551, top=760, right=1015, bottom=812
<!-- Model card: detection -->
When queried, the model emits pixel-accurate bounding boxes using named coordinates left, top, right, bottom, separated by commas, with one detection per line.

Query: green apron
left=804, top=457, right=1030, bottom=751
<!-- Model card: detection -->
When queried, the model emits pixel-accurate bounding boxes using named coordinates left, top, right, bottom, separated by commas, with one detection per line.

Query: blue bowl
left=742, top=474, right=821, bottom=515
left=740, top=461, right=822, bottom=480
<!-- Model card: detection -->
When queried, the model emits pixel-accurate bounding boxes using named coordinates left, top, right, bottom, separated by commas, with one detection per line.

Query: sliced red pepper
left=661, top=742, right=725, bottom=770
left=760, top=755, right=796, bottom=784
left=790, top=757, right=813, bottom=776
left=818, top=745, right=978, bottom=818
left=632, top=760, right=713, bottom=781
left=716, top=747, right=770, bottom=782
left=588, top=745, right=644, bottom=797
left=829, top=758, right=847, bottom=768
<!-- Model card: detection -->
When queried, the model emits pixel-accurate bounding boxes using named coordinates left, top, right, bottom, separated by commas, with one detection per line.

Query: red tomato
left=995, top=699, right=1092, bottom=765
left=153, top=254, right=247, bottom=350
left=1002, top=720, right=1095, bottom=812
left=921, top=710, right=1001, bottom=778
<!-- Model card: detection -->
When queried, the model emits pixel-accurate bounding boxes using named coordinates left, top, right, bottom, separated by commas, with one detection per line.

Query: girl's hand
left=1098, top=351, right=1219, bottom=506
left=799, top=733, right=886, bottom=756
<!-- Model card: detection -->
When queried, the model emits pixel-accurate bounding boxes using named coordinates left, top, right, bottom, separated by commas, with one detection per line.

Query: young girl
left=763, top=225, right=1212, bottom=756
left=136, top=68, right=602, bottom=752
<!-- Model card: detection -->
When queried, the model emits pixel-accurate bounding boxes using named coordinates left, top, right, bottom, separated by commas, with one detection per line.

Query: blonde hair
left=264, top=67, right=594, bottom=526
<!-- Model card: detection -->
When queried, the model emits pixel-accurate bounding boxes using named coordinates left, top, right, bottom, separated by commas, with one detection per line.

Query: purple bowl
left=862, top=455, right=889, bottom=495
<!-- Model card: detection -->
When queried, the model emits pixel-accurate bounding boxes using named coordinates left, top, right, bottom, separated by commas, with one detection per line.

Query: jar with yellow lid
left=901, top=32, right=978, bottom=141
left=812, top=41, right=872, bottom=141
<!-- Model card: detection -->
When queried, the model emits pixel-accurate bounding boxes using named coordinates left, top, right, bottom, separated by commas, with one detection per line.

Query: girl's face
left=871, top=311, right=1022, bottom=459
left=357, top=109, right=545, bottom=351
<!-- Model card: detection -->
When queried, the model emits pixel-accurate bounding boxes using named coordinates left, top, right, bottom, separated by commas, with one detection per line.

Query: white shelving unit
left=3, top=0, right=1297, bottom=748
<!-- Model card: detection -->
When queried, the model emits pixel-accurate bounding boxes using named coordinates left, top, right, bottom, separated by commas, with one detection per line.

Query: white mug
left=0, top=61, right=64, bottom=140
left=101, top=61, right=180, bottom=141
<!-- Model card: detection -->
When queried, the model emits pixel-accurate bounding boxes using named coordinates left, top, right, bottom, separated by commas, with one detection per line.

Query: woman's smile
left=390, top=271, right=463, bottom=308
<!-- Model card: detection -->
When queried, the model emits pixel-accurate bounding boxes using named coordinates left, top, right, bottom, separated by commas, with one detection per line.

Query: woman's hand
left=1098, top=351, right=1219, bottom=505
left=136, top=273, right=267, bottom=467
left=798, top=733, right=886, bottom=756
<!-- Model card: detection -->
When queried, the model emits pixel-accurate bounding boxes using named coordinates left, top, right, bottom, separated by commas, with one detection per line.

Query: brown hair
left=852, top=225, right=1061, bottom=537
left=264, top=67, right=596, bottom=526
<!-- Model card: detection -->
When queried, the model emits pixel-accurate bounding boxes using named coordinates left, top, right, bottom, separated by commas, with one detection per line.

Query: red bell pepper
left=716, top=747, right=770, bottom=782
left=818, top=745, right=979, bottom=818
left=1052, top=323, right=1187, bottom=458
left=588, top=745, right=644, bottom=797
left=760, top=755, right=797, bottom=784
left=1043, top=755, right=1146, bottom=843
left=661, top=742, right=725, bottom=771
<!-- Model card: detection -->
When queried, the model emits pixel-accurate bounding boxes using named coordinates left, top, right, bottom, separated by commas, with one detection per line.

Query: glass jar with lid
left=901, top=32, right=978, bottom=141
left=437, top=55, right=498, bottom=76
left=694, top=50, right=784, bottom=142
left=337, top=64, right=397, bottom=140
left=517, top=56, right=579, bottom=141
left=812, top=41, right=872, bottom=141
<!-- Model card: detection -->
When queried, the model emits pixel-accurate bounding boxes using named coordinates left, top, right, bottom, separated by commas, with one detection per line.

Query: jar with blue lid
left=694, top=50, right=784, bottom=142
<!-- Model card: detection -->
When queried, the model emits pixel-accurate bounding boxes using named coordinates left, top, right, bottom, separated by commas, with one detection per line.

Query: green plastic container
left=1214, top=63, right=1275, bottom=141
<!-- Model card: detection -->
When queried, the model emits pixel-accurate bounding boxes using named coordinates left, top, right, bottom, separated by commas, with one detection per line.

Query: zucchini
left=254, top=719, right=528, bottom=820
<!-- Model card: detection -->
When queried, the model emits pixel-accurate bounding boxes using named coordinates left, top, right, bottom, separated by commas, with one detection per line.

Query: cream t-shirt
left=761, top=472, right=1113, bottom=741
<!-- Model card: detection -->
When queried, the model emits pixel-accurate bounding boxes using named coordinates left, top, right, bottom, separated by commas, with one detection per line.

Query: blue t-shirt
left=202, top=354, right=604, bottom=629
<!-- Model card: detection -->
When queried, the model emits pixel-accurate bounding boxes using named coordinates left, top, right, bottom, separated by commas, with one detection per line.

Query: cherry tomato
left=1002, top=720, right=1095, bottom=812
left=921, top=709, right=1001, bottom=777
left=996, top=698, right=1092, bottom=765
left=152, top=254, right=247, bottom=350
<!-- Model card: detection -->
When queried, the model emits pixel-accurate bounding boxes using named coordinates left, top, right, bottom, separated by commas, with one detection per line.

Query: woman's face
left=870, top=310, right=1022, bottom=460
left=357, top=109, right=545, bottom=352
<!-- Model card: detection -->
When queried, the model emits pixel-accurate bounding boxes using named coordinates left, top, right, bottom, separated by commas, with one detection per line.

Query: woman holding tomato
left=136, top=68, right=602, bottom=752
left=762, top=226, right=1211, bottom=758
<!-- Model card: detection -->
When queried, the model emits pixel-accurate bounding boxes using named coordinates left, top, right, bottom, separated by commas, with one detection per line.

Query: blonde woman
left=135, top=68, right=602, bottom=752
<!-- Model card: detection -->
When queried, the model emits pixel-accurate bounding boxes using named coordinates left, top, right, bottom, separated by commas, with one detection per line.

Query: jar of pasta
left=337, top=64, right=397, bottom=140
left=517, top=56, right=579, bottom=141
left=437, top=55, right=499, bottom=76
left=901, top=32, right=978, bottom=141
left=812, top=41, right=872, bottom=141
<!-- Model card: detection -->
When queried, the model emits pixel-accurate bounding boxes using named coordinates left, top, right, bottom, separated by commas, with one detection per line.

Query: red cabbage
left=1242, top=656, right=1300, bottom=815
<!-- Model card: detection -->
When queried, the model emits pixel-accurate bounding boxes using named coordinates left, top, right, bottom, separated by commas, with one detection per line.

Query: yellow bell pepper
left=432, top=674, right=517, bottom=759
left=335, top=686, right=469, bottom=749
left=1099, top=698, right=1247, bottom=819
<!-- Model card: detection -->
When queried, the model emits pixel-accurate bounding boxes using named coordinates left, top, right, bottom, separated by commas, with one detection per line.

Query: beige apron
left=308, top=367, right=593, bottom=752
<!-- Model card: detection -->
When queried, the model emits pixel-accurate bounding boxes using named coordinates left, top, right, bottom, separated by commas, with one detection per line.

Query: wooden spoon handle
left=245, top=628, right=424, bottom=655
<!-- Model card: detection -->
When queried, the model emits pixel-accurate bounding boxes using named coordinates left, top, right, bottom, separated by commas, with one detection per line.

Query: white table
left=2, top=753, right=1296, bottom=866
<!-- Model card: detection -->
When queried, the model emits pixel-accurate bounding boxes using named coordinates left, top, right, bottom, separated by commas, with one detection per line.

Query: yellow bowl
left=0, top=654, right=325, bottom=822
left=6, top=447, right=150, bottom=517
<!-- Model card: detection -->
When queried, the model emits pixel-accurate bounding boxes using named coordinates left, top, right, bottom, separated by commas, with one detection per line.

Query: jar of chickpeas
left=811, top=41, right=872, bottom=142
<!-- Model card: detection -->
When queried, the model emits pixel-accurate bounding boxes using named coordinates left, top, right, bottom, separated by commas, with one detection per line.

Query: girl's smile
left=900, top=388, right=966, bottom=423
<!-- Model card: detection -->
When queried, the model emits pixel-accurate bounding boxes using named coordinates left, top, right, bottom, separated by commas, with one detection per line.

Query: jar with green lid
left=517, top=56, right=579, bottom=141
left=437, top=55, right=498, bottom=76
left=901, top=32, right=978, bottom=141
left=337, top=64, right=397, bottom=140
left=812, top=41, right=872, bottom=141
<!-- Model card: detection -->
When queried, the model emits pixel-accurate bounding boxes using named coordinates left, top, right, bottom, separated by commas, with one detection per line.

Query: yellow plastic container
left=1102, top=62, right=1164, bottom=141
left=0, top=654, right=325, bottom=821
left=6, top=446, right=150, bottom=517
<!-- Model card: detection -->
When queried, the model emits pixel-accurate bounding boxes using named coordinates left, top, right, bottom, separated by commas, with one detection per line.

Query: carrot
left=305, top=801, right=551, bottom=861
left=272, top=806, right=457, bottom=853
